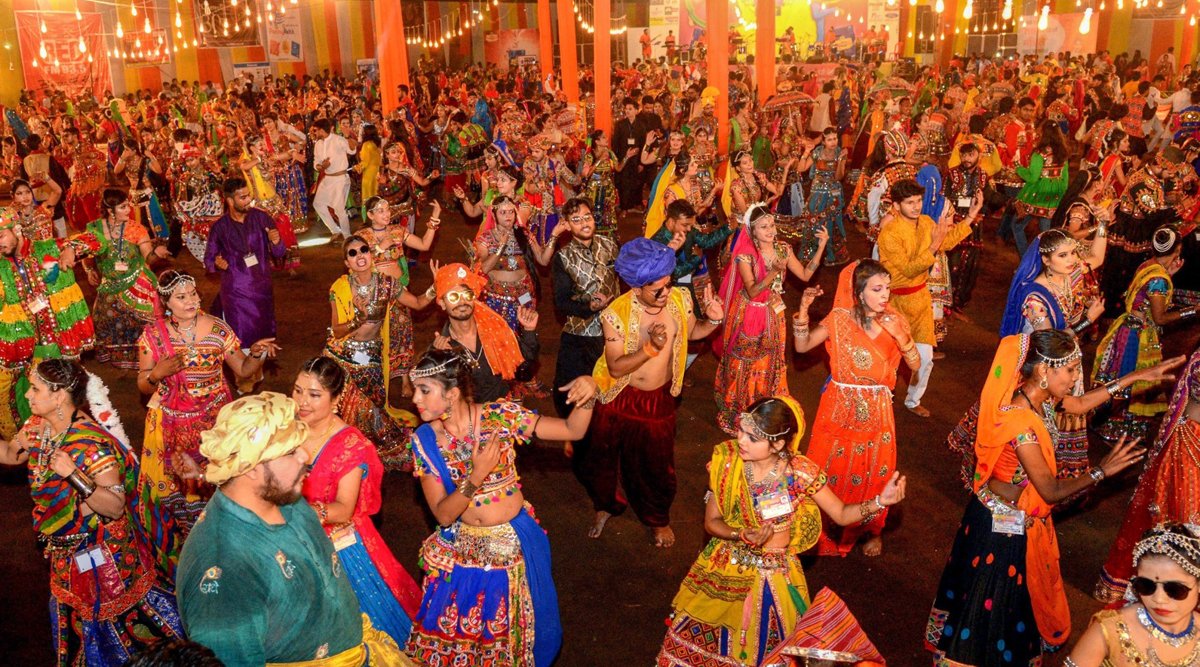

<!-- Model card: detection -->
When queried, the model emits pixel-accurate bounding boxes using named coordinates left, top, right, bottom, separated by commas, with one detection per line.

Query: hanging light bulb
left=268, top=10, right=274, bottom=20
left=192, top=37, right=198, bottom=45
left=223, top=27, right=229, bottom=36
left=131, top=3, right=138, bottom=16
left=176, top=13, right=182, bottom=27
left=32, top=58, right=38, bottom=68
left=223, top=17, right=229, bottom=28
left=135, top=37, right=142, bottom=47
left=1182, top=3, right=1188, bottom=12
left=1037, top=4, right=1049, bottom=30
left=53, top=56, right=60, bottom=66
left=1002, top=0, right=1013, bottom=18
left=75, top=8, right=82, bottom=20
left=87, top=53, right=93, bottom=62
left=41, top=19, right=48, bottom=33
left=1080, top=7, right=1093, bottom=32
left=78, top=35, right=87, bottom=53
left=963, top=1, right=973, bottom=19
left=935, top=0, right=945, bottom=12
left=39, top=42, right=47, bottom=59
left=145, top=17, right=152, bottom=33
left=1191, top=13, right=1197, bottom=24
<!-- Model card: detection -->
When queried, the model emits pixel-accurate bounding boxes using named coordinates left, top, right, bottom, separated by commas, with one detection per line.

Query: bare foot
left=652, top=526, right=676, bottom=548
left=588, top=511, right=611, bottom=539
left=862, top=535, right=883, bottom=557
left=907, top=404, right=931, bottom=418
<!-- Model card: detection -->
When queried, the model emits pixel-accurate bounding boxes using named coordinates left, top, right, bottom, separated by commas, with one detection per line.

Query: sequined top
left=478, top=229, right=528, bottom=273
left=412, top=402, right=537, bottom=500
left=1091, top=609, right=1200, bottom=667
left=139, top=318, right=240, bottom=406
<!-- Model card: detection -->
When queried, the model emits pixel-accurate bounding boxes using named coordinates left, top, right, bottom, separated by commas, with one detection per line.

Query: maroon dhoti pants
left=576, top=384, right=677, bottom=527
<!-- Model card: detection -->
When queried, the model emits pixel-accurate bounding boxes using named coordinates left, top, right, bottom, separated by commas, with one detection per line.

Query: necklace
left=171, top=317, right=199, bottom=353
left=35, top=419, right=72, bottom=484
left=1020, top=388, right=1061, bottom=442
left=442, top=405, right=477, bottom=464
left=1043, top=271, right=1072, bottom=309
left=1138, top=606, right=1199, bottom=649
left=744, top=457, right=781, bottom=490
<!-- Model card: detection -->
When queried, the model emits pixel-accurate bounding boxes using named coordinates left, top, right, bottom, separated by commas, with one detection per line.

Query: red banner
left=16, top=12, right=112, bottom=99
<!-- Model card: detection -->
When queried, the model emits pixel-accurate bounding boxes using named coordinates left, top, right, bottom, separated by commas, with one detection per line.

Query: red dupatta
left=718, top=221, right=772, bottom=355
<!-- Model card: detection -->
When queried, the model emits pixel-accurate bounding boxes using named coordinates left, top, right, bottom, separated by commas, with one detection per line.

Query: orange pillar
left=755, top=0, right=775, bottom=103
left=1183, top=0, right=1197, bottom=66
left=595, top=0, right=612, bottom=137
left=706, top=0, right=730, bottom=154
left=374, top=0, right=410, bottom=114
left=538, top=0, right=554, bottom=83
left=938, top=0, right=958, bottom=65
left=556, top=0, right=580, bottom=105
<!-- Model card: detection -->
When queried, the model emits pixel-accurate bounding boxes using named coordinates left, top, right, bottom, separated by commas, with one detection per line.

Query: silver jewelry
left=1036, top=343, right=1082, bottom=369
left=1136, top=605, right=1198, bottom=648
left=1088, top=466, right=1106, bottom=483
left=740, top=411, right=790, bottom=442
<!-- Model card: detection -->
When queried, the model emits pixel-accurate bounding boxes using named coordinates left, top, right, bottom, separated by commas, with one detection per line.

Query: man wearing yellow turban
left=176, top=392, right=411, bottom=666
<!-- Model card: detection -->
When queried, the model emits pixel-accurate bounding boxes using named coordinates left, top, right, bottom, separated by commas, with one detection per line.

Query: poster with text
left=16, top=11, right=112, bottom=99
left=266, top=12, right=303, bottom=62
left=483, top=29, right=540, bottom=71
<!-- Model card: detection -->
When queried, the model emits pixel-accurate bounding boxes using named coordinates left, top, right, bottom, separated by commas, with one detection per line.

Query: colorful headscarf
left=999, top=235, right=1066, bottom=337
left=614, top=237, right=676, bottom=288
left=717, top=206, right=771, bottom=355
left=881, top=129, right=908, bottom=162
left=433, top=263, right=523, bottom=380
left=201, top=392, right=309, bottom=486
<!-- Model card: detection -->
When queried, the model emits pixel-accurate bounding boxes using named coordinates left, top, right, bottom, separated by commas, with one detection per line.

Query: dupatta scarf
left=973, top=334, right=1071, bottom=648
left=717, top=213, right=772, bottom=355
left=1000, top=237, right=1067, bottom=336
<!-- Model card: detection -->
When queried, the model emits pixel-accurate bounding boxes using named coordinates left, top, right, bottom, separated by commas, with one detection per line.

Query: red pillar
left=706, top=0, right=729, bottom=154
left=938, top=0, right=958, bottom=65
left=538, top=0, right=554, bottom=83
left=755, top=0, right=775, bottom=103
left=595, top=0, right=612, bottom=137
left=374, top=0, right=410, bottom=114
left=556, top=0, right=580, bottom=105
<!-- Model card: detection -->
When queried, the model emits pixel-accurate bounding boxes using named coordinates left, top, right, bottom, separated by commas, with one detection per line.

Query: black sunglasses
left=1131, top=576, right=1195, bottom=601
left=345, top=246, right=369, bottom=258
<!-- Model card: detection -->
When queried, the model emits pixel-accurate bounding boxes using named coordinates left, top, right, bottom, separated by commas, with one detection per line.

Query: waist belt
left=323, top=170, right=349, bottom=177
left=891, top=282, right=928, bottom=296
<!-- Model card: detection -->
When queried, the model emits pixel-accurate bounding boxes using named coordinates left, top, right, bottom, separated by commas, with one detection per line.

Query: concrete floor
left=0, top=208, right=1195, bottom=666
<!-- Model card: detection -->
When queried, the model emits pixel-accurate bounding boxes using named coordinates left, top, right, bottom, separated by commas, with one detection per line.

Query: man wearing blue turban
left=580, top=237, right=726, bottom=548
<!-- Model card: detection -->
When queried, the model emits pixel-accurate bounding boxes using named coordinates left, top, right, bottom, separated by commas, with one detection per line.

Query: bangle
left=707, top=317, right=724, bottom=326
left=1182, top=307, right=1197, bottom=319
left=578, top=397, right=598, bottom=410
left=312, top=501, right=329, bottom=522
left=1070, top=317, right=1092, bottom=335
left=143, top=370, right=160, bottom=386
left=458, top=478, right=480, bottom=498
left=1088, top=466, right=1106, bottom=484
left=425, top=285, right=437, bottom=300
left=793, top=324, right=810, bottom=338
left=643, top=341, right=661, bottom=357
left=66, top=470, right=97, bottom=498
left=730, top=529, right=741, bottom=542
left=1105, top=379, right=1124, bottom=398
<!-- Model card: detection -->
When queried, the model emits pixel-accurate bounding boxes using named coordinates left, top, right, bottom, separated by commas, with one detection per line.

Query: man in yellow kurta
left=876, top=178, right=975, bottom=417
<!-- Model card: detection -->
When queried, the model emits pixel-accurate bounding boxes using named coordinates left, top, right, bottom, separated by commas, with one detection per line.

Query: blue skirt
left=337, top=528, right=414, bottom=646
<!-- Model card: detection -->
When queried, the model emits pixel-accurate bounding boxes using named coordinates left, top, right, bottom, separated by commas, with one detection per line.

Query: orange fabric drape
left=556, top=0, right=580, bottom=105
left=705, top=0, right=729, bottom=154
left=538, top=0, right=553, bottom=83
left=374, top=0, right=410, bottom=114
left=594, top=0, right=612, bottom=137
left=755, top=0, right=775, bottom=104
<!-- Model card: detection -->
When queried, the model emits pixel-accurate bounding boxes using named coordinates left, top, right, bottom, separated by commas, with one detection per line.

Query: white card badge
left=756, top=485, right=793, bottom=521
left=957, top=197, right=973, bottom=209
left=74, top=547, right=107, bottom=573
left=114, top=261, right=129, bottom=272
left=29, top=297, right=49, bottom=314
left=333, top=530, right=359, bottom=551
left=518, top=292, right=533, bottom=306
left=351, top=350, right=372, bottom=365
left=243, top=253, right=259, bottom=268
left=992, top=510, right=1026, bottom=536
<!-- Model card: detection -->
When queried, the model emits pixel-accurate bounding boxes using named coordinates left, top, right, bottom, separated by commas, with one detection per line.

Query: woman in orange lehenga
left=794, top=260, right=920, bottom=557
left=1096, top=347, right=1200, bottom=604
left=714, top=204, right=824, bottom=434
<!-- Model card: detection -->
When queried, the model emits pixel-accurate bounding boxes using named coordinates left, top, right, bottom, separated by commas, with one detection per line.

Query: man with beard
left=176, top=392, right=409, bottom=666
left=204, top=177, right=285, bottom=393
left=430, top=263, right=539, bottom=403
left=0, top=211, right=92, bottom=438
left=944, top=142, right=990, bottom=318
left=584, top=238, right=725, bottom=548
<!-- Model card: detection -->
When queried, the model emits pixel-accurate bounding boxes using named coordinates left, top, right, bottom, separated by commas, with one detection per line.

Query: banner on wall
left=195, top=0, right=261, bottom=47
left=866, top=0, right=901, bottom=57
left=121, top=29, right=172, bottom=66
left=1016, top=12, right=1097, bottom=55
left=484, top=29, right=539, bottom=71
left=649, top=0, right=666, bottom=27
left=266, top=13, right=303, bottom=62
left=15, top=11, right=112, bottom=99
left=232, top=61, right=271, bottom=84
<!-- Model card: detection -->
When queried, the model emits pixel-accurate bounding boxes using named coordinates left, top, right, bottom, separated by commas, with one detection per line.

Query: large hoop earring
left=1039, top=375, right=1049, bottom=390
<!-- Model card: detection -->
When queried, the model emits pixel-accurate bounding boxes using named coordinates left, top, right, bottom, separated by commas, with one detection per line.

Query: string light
left=1080, top=6, right=1093, bottom=32
left=962, top=1, right=973, bottom=18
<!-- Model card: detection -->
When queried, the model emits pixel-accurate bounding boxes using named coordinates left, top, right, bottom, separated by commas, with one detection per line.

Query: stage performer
left=584, top=238, right=725, bottom=547
left=656, top=396, right=907, bottom=666
left=406, top=348, right=597, bottom=667
left=795, top=260, right=920, bottom=557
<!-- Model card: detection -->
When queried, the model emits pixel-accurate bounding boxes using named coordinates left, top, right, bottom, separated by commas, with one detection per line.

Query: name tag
left=627, top=138, right=636, bottom=145
left=350, top=350, right=372, bottom=365
left=113, top=261, right=129, bottom=272
left=957, top=197, right=972, bottom=208
left=74, top=546, right=107, bottom=573
left=518, top=292, right=533, bottom=306
left=756, top=485, right=793, bottom=521
left=992, top=509, right=1026, bottom=536
left=29, top=297, right=48, bottom=314
left=332, top=529, right=358, bottom=551
left=243, top=253, right=259, bottom=268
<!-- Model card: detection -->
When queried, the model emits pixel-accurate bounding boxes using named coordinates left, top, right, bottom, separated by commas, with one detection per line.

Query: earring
left=777, top=449, right=788, bottom=460
left=55, top=405, right=64, bottom=422
left=438, top=408, right=451, bottom=421
left=1123, top=585, right=1138, bottom=604
left=1039, top=376, right=1049, bottom=390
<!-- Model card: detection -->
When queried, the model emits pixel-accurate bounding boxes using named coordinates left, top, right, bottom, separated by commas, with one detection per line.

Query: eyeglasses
left=1132, top=576, right=1195, bottom=601
left=569, top=214, right=594, bottom=223
left=445, top=289, right=475, bottom=305
left=345, top=246, right=369, bottom=258
left=651, top=285, right=671, bottom=299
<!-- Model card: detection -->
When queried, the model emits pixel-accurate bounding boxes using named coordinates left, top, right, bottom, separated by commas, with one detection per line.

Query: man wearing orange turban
left=430, top=263, right=539, bottom=403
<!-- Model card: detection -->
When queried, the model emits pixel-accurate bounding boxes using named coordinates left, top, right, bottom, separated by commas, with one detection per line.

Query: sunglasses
left=1131, top=576, right=1195, bottom=601
left=651, top=285, right=671, bottom=299
left=445, top=289, right=475, bottom=305
left=345, top=246, right=370, bottom=258
left=569, top=214, right=594, bottom=223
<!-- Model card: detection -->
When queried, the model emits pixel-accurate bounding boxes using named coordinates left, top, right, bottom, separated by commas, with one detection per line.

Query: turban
left=615, top=237, right=676, bottom=288
left=432, top=263, right=523, bottom=380
left=201, top=392, right=309, bottom=485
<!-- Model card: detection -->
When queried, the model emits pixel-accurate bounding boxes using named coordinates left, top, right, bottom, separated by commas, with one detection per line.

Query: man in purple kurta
left=204, top=176, right=286, bottom=391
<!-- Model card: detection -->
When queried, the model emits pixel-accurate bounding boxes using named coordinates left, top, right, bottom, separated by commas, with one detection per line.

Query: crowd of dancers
left=1, top=42, right=1200, bottom=667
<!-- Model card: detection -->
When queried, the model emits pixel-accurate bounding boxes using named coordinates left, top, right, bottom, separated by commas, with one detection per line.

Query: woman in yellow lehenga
left=656, top=396, right=906, bottom=667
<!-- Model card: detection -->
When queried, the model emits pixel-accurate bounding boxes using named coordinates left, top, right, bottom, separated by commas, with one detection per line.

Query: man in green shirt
left=176, top=392, right=408, bottom=666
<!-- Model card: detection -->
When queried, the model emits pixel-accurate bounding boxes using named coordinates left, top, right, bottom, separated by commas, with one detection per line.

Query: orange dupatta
left=973, top=334, right=1071, bottom=648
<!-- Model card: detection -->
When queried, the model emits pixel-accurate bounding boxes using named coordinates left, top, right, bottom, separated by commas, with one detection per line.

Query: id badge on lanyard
left=755, top=482, right=793, bottom=522
left=992, top=509, right=1026, bottom=536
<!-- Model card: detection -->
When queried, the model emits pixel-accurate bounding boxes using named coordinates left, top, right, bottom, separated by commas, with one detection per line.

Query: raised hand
left=646, top=322, right=669, bottom=351
left=703, top=284, right=725, bottom=322
left=248, top=338, right=280, bottom=359
left=560, top=376, right=599, bottom=406
left=879, top=471, right=907, bottom=506
left=432, top=332, right=453, bottom=350
left=1098, top=435, right=1147, bottom=479
left=800, top=286, right=823, bottom=310
left=517, top=305, right=539, bottom=331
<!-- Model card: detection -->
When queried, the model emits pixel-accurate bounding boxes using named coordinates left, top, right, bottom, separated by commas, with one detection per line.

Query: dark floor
left=1, top=208, right=1195, bottom=666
